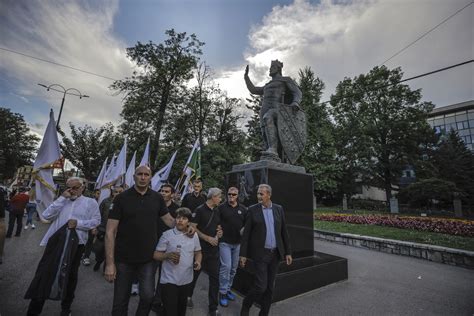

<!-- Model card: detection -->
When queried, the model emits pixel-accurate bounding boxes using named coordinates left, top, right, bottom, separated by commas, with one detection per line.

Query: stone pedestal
left=227, top=160, right=348, bottom=302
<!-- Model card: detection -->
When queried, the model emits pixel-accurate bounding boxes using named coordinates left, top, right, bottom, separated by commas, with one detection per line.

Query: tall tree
left=297, top=67, right=340, bottom=198
left=59, top=123, right=121, bottom=181
left=330, top=66, right=434, bottom=203
left=112, top=29, right=204, bottom=169
left=244, top=95, right=263, bottom=162
left=0, top=108, right=39, bottom=180
left=158, top=63, right=246, bottom=187
left=432, top=131, right=474, bottom=207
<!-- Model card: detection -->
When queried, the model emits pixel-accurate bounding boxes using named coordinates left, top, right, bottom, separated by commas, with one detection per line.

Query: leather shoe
left=240, top=304, right=250, bottom=316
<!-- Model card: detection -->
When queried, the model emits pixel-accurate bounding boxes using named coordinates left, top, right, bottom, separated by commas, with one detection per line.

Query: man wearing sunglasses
left=26, top=177, right=101, bottom=316
left=217, top=187, right=247, bottom=307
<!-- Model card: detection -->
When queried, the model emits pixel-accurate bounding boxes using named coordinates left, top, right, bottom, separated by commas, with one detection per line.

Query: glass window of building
left=456, top=113, right=468, bottom=121
left=445, top=115, right=456, bottom=124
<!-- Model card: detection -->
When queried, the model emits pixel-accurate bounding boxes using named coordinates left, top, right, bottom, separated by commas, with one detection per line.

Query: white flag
left=94, top=157, right=108, bottom=190
left=139, top=137, right=150, bottom=167
left=151, top=151, right=177, bottom=191
left=125, top=151, right=137, bottom=189
left=32, top=109, right=61, bottom=223
left=175, top=140, right=200, bottom=200
left=99, top=139, right=127, bottom=205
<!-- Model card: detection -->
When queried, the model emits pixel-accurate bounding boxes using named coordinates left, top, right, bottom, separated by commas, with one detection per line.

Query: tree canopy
left=0, top=107, right=39, bottom=181
left=330, top=65, right=434, bottom=203
left=59, top=123, right=121, bottom=181
left=112, top=29, right=205, bottom=169
left=297, top=67, right=340, bottom=198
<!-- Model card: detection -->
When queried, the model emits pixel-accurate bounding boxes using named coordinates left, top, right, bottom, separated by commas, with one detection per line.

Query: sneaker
left=31, top=224, right=36, bottom=229
left=186, top=297, right=194, bottom=308
left=131, top=283, right=139, bottom=295
left=226, top=291, right=236, bottom=301
left=82, top=258, right=91, bottom=266
left=24, top=225, right=29, bottom=230
left=219, top=293, right=228, bottom=307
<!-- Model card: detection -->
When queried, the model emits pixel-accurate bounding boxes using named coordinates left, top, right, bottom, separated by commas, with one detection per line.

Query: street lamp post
left=38, top=83, right=89, bottom=129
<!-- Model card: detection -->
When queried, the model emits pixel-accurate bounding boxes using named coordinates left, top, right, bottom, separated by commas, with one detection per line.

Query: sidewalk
left=1, top=222, right=473, bottom=315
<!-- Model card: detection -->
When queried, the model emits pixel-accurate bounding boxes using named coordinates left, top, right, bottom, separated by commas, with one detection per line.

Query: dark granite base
left=226, top=162, right=314, bottom=257
left=227, top=161, right=348, bottom=302
left=232, top=251, right=348, bottom=302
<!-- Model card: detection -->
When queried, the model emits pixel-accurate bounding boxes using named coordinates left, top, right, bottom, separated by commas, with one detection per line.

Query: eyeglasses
left=67, top=185, right=82, bottom=190
left=228, top=193, right=237, bottom=196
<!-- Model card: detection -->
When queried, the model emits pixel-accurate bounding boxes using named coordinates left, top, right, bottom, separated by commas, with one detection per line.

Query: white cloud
left=0, top=0, right=132, bottom=132
left=215, top=0, right=473, bottom=107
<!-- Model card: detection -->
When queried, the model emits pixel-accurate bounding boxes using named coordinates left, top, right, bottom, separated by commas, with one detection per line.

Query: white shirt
left=40, top=195, right=101, bottom=246
left=156, top=228, right=201, bottom=286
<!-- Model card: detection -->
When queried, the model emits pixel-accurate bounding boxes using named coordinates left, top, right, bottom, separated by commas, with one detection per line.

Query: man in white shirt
left=154, top=208, right=202, bottom=316
left=27, top=177, right=100, bottom=316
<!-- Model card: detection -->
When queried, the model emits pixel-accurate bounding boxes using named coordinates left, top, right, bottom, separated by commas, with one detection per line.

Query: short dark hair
left=161, top=183, right=175, bottom=193
left=228, top=186, right=239, bottom=192
left=192, top=179, right=202, bottom=185
left=175, top=207, right=192, bottom=220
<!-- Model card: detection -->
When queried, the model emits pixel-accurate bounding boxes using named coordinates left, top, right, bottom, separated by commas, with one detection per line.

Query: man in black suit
left=239, top=184, right=292, bottom=316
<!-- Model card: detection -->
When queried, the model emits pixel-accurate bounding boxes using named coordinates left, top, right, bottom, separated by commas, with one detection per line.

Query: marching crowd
left=1, top=165, right=292, bottom=316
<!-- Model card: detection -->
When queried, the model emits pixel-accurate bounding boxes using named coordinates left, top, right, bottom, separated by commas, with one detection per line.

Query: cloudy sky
left=1, top=0, right=472, bottom=137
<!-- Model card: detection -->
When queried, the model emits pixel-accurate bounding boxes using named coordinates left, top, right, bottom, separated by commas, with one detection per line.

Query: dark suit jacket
left=25, top=224, right=79, bottom=301
left=240, top=202, right=291, bottom=261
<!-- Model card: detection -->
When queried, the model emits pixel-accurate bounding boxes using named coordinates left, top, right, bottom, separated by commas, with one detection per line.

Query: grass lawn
left=314, top=220, right=474, bottom=251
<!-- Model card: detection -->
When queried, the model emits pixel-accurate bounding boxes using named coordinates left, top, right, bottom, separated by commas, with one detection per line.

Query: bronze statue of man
left=244, top=60, right=305, bottom=164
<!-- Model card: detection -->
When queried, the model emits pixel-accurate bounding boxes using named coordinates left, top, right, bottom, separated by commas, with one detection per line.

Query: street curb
left=314, top=229, right=474, bottom=269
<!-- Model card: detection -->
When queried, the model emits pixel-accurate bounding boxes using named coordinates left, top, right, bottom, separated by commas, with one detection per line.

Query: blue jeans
left=26, top=203, right=37, bottom=225
left=218, top=242, right=240, bottom=294
left=112, top=261, right=157, bottom=316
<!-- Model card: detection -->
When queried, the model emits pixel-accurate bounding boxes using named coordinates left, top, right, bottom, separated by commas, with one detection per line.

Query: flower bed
left=314, top=213, right=474, bottom=237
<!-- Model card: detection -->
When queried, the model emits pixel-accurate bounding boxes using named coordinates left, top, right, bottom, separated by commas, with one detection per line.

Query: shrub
left=315, top=213, right=474, bottom=237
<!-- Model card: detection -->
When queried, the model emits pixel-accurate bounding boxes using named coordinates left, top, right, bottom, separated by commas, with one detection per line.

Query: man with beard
left=26, top=177, right=100, bottom=316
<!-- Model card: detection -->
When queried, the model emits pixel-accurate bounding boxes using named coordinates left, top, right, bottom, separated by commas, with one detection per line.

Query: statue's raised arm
left=244, top=65, right=264, bottom=95
left=243, top=60, right=306, bottom=164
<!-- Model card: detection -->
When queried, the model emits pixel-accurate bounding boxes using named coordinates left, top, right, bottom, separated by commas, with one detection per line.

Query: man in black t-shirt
left=182, top=179, right=206, bottom=212
left=104, top=165, right=176, bottom=316
left=217, top=186, right=247, bottom=307
left=160, top=184, right=179, bottom=218
left=188, top=188, right=223, bottom=316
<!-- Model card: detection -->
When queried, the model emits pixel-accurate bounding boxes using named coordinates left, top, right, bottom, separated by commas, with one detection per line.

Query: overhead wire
left=320, top=59, right=474, bottom=105
left=0, top=46, right=119, bottom=81
left=380, top=1, right=473, bottom=65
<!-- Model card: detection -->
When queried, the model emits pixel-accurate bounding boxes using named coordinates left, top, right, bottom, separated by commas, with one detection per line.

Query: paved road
left=1, top=221, right=473, bottom=316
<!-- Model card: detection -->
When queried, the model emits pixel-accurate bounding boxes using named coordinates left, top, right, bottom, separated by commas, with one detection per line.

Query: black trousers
left=152, top=261, right=163, bottom=308
left=112, top=261, right=157, bottom=316
left=82, top=230, right=94, bottom=259
left=188, top=249, right=219, bottom=313
left=6, top=212, right=23, bottom=237
left=242, top=249, right=279, bottom=316
left=161, top=283, right=189, bottom=316
left=27, top=245, right=85, bottom=315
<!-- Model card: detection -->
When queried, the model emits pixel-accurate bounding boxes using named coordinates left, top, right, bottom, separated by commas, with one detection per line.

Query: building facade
left=427, top=100, right=474, bottom=151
